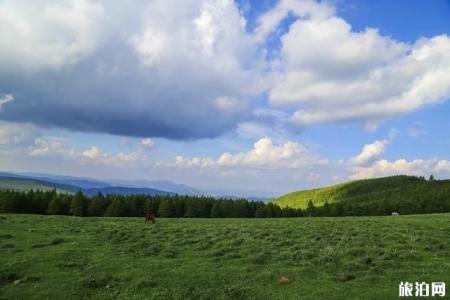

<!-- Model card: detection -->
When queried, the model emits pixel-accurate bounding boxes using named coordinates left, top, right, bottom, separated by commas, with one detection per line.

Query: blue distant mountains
left=0, top=171, right=271, bottom=200
left=0, top=171, right=197, bottom=196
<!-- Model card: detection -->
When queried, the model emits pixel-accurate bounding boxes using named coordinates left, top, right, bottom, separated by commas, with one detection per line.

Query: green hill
left=0, top=176, right=171, bottom=196
left=0, top=176, right=77, bottom=193
left=273, top=175, right=450, bottom=214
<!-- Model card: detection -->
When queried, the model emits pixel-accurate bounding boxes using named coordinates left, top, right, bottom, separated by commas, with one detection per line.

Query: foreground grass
left=1, top=214, right=449, bottom=299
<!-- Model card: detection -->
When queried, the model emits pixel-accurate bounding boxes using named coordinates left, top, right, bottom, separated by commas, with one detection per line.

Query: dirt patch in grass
left=338, top=273, right=356, bottom=282
left=50, top=238, right=65, bottom=245
left=0, top=270, right=21, bottom=285
left=31, top=238, right=65, bottom=248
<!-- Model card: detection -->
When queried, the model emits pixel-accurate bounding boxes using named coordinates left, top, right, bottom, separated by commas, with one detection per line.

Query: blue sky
left=1, top=0, right=450, bottom=197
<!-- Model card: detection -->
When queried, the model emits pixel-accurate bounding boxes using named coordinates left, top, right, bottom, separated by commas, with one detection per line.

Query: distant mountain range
left=0, top=171, right=269, bottom=200
left=0, top=172, right=191, bottom=196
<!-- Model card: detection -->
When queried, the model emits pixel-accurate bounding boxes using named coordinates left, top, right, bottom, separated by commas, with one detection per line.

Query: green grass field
left=1, top=214, right=449, bottom=299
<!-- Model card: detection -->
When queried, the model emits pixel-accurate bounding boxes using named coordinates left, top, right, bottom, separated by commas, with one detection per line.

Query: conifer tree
left=70, top=190, right=88, bottom=216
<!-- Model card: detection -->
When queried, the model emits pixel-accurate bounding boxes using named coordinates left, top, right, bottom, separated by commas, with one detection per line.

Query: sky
left=1, top=0, right=450, bottom=197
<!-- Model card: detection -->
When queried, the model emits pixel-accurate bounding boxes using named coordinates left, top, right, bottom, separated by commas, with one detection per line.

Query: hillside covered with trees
left=274, top=175, right=450, bottom=216
left=0, top=190, right=303, bottom=218
left=2, top=175, right=450, bottom=218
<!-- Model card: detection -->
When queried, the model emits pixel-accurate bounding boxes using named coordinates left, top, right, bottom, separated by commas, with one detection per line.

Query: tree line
left=0, top=189, right=304, bottom=218
left=2, top=175, right=450, bottom=218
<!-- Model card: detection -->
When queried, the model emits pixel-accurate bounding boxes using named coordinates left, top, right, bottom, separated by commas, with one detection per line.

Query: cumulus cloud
left=1, top=0, right=450, bottom=140
left=349, top=159, right=450, bottom=180
left=0, top=0, right=263, bottom=139
left=0, top=0, right=104, bottom=70
left=0, top=122, right=39, bottom=146
left=350, top=130, right=396, bottom=166
left=168, top=137, right=327, bottom=170
left=82, top=146, right=102, bottom=159
left=80, top=146, right=146, bottom=167
left=28, top=137, right=72, bottom=157
left=351, top=139, right=389, bottom=166
left=347, top=129, right=450, bottom=180
left=140, top=138, right=154, bottom=149
left=0, top=94, right=14, bottom=110
left=435, top=160, right=450, bottom=172
left=27, top=136, right=150, bottom=168
left=262, top=0, right=450, bottom=127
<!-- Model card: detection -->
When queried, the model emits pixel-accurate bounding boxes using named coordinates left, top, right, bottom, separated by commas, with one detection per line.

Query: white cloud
left=130, top=28, right=167, bottom=67
left=435, top=160, right=450, bottom=172
left=0, top=122, right=38, bottom=146
left=0, top=94, right=14, bottom=109
left=79, top=145, right=148, bottom=167
left=27, top=136, right=149, bottom=168
left=351, top=139, right=388, bottom=166
left=350, top=130, right=396, bottom=166
left=82, top=146, right=102, bottom=159
left=255, top=0, right=335, bottom=42
left=28, top=137, right=70, bottom=156
left=0, top=0, right=104, bottom=70
left=262, top=1, right=450, bottom=127
left=169, top=137, right=327, bottom=170
left=349, top=159, right=448, bottom=180
left=140, top=138, right=154, bottom=149
left=2, top=0, right=450, bottom=139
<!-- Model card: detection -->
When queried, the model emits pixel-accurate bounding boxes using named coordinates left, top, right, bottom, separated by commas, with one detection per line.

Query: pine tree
left=47, top=196, right=66, bottom=215
left=210, top=201, right=224, bottom=218
left=87, top=192, right=109, bottom=216
left=105, top=197, right=128, bottom=217
left=306, top=200, right=316, bottom=217
left=322, top=201, right=331, bottom=216
left=158, top=199, right=174, bottom=217
left=70, top=190, right=87, bottom=216
left=255, top=204, right=268, bottom=218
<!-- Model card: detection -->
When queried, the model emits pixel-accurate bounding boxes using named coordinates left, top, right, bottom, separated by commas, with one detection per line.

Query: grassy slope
left=0, top=177, right=75, bottom=193
left=1, top=214, right=450, bottom=299
left=273, top=175, right=450, bottom=209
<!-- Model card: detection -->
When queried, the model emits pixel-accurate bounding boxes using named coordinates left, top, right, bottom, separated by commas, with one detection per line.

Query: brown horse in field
left=145, top=213, right=156, bottom=224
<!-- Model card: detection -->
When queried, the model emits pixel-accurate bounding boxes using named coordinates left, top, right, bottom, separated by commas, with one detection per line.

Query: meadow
left=1, top=214, right=450, bottom=299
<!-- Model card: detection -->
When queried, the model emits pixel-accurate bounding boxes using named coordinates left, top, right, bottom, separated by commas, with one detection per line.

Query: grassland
left=1, top=214, right=450, bottom=299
